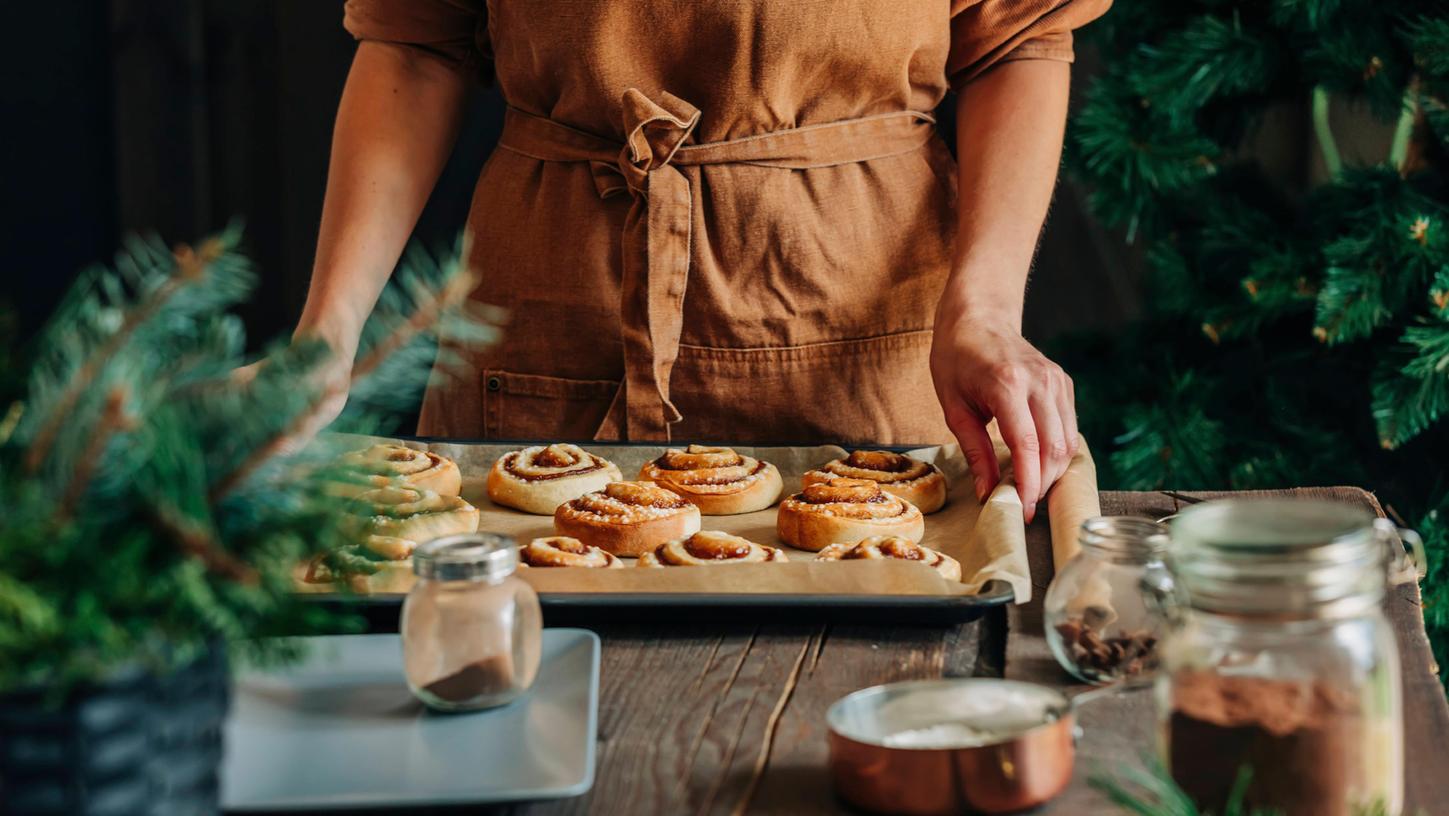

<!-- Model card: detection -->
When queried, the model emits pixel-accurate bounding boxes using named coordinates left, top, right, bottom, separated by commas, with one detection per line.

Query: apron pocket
left=483, top=369, right=620, bottom=441
left=669, top=330, right=950, bottom=446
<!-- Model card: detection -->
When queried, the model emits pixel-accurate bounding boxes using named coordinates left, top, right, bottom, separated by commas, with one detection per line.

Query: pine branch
left=207, top=269, right=478, bottom=502
left=0, top=402, right=21, bottom=446
left=1314, top=86, right=1344, bottom=178
left=56, top=387, right=133, bottom=521
left=148, top=502, right=258, bottom=585
left=22, top=239, right=218, bottom=473
left=1390, top=78, right=1421, bottom=174
left=351, top=270, right=476, bottom=382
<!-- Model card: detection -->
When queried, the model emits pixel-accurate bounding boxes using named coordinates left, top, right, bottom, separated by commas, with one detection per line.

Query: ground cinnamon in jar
left=1168, top=669, right=1367, bottom=816
left=421, top=654, right=515, bottom=704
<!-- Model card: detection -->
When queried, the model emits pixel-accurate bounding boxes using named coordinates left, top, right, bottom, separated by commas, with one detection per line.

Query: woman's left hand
left=930, top=302, right=1078, bottom=523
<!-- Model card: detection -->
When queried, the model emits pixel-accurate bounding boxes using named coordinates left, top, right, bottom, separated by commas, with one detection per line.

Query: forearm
left=942, top=60, right=1071, bottom=330
left=296, top=41, right=470, bottom=356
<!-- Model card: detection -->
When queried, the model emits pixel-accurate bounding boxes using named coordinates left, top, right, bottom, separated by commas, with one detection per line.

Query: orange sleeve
left=947, top=0, right=1112, bottom=89
left=343, top=0, right=491, bottom=82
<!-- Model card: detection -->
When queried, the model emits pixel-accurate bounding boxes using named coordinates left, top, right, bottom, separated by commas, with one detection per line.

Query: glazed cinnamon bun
left=803, top=450, right=947, bottom=513
left=333, top=443, right=462, bottom=498
left=637, top=530, right=788, bottom=567
left=553, top=481, right=703, bottom=557
left=637, top=445, right=783, bottom=514
left=815, top=536, right=961, bottom=582
left=520, top=536, right=623, bottom=568
left=303, top=485, right=480, bottom=593
left=487, top=444, right=623, bottom=515
left=776, top=477, right=925, bottom=552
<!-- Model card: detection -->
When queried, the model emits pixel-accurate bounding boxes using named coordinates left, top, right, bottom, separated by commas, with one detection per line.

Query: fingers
left=1029, top=386, right=1069, bottom=503
left=1062, top=372, right=1080, bottom=460
left=944, top=401, right=1000, bottom=501
left=990, top=362, right=1078, bottom=525
left=993, top=393, right=1041, bottom=523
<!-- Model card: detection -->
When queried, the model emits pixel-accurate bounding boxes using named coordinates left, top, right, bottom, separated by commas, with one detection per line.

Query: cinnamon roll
left=803, top=450, right=947, bottom=513
left=487, top=444, right=624, bottom=515
left=361, top=485, right=481, bottom=544
left=554, top=481, right=703, bottom=557
left=333, top=443, right=462, bottom=498
left=776, top=478, right=925, bottom=552
left=303, top=485, right=480, bottom=593
left=637, top=530, right=788, bottom=567
left=520, top=536, right=623, bottom=568
left=637, top=445, right=784, bottom=514
left=815, top=536, right=961, bottom=582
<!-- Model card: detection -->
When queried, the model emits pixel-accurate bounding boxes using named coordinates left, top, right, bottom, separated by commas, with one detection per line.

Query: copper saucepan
left=827, top=678, right=1085, bottom=815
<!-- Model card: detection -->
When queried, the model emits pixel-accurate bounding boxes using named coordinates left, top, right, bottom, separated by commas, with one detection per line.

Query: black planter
left=0, top=648, right=229, bottom=816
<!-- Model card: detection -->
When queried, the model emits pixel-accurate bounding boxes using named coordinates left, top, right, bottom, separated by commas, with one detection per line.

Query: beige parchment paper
left=303, top=434, right=1101, bottom=605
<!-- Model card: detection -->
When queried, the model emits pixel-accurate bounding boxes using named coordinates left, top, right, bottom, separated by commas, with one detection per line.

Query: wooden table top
left=314, top=488, right=1449, bottom=815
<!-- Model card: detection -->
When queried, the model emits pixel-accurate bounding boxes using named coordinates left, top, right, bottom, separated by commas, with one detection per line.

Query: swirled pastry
left=803, top=450, right=947, bottom=514
left=333, top=443, right=462, bottom=498
left=520, top=536, right=623, bottom=568
left=361, top=485, right=481, bottom=543
left=487, top=444, right=624, bottom=515
left=776, top=478, right=925, bottom=552
left=303, top=485, right=480, bottom=593
left=553, top=481, right=702, bottom=558
left=637, top=530, right=788, bottom=567
left=815, top=536, right=961, bottom=582
left=637, top=445, right=784, bottom=514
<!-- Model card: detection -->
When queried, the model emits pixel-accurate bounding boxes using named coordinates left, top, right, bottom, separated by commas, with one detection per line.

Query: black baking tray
left=313, top=435, right=1018, bottom=629
left=310, top=580, right=1015, bottom=631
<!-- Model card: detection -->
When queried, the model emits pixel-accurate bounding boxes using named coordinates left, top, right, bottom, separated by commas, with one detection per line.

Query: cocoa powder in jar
left=1168, top=669, right=1370, bottom=816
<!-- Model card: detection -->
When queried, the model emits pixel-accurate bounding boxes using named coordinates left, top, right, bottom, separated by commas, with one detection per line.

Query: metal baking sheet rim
left=300, top=579, right=1015, bottom=609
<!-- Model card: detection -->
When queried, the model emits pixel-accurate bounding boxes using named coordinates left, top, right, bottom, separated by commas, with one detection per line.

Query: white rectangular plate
left=221, top=629, right=599, bottom=811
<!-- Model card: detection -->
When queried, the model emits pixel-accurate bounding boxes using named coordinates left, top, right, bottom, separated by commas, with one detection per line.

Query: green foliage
left=0, top=227, right=494, bottom=693
left=1090, top=758, right=1418, bottom=815
left=1065, top=0, right=1449, bottom=686
left=1090, top=760, right=1261, bottom=816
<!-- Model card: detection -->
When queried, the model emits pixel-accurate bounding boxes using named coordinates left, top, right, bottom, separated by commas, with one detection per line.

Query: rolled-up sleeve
left=343, top=0, right=492, bottom=83
left=947, top=0, right=1112, bottom=88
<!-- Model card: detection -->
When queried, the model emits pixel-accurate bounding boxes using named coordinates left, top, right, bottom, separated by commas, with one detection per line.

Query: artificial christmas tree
left=1062, top=3, right=1449, bottom=684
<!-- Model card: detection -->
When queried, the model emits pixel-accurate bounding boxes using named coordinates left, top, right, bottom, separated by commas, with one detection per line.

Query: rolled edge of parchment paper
left=1046, top=438, right=1114, bottom=626
left=1046, top=436, right=1101, bottom=574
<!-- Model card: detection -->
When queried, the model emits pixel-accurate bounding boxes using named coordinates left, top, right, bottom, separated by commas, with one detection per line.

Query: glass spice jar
left=401, top=533, right=542, bottom=712
left=1044, top=516, right=1170, bottom=686
left=1156, top=499, right=1406, bottom=816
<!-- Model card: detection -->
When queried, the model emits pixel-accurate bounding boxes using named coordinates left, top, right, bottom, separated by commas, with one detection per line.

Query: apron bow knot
left=586, top=90, right=701, bottom=200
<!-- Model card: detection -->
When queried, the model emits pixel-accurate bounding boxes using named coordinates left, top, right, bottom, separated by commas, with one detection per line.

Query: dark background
left=2, top=0, right=1137, bottom=364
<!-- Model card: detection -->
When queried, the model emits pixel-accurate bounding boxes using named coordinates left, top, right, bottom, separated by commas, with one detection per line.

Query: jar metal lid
left=1168, top=499, right=1384, bottom=617
left=413, top=532, right=518, bottom=582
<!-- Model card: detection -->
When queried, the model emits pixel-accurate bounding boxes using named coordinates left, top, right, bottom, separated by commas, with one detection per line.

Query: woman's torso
left=420, top=1, right=958, bottom=444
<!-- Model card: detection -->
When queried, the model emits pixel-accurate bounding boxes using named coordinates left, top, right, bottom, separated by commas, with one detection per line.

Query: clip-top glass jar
left=401, top=533, right=542, bottom=712
left=1157, top=499, right=1404, bottom=816
left=1044, top=516, right=1170, bottom=685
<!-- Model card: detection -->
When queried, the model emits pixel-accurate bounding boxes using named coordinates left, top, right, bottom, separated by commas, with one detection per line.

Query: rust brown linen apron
left=344, top=0, right=1109, bottom=445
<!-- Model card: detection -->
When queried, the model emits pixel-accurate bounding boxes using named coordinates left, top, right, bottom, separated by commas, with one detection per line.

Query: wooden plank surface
left=270, top=489, right=1447, bottom=815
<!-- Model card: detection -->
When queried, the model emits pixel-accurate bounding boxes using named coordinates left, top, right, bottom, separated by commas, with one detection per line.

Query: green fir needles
left=1060, top=0, right=1449, bottom=687
left=0, top=226, right=496, bottom=692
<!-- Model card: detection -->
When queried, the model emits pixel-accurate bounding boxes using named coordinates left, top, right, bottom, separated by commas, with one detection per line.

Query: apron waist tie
left=498, top=89, right=936, bottom=441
